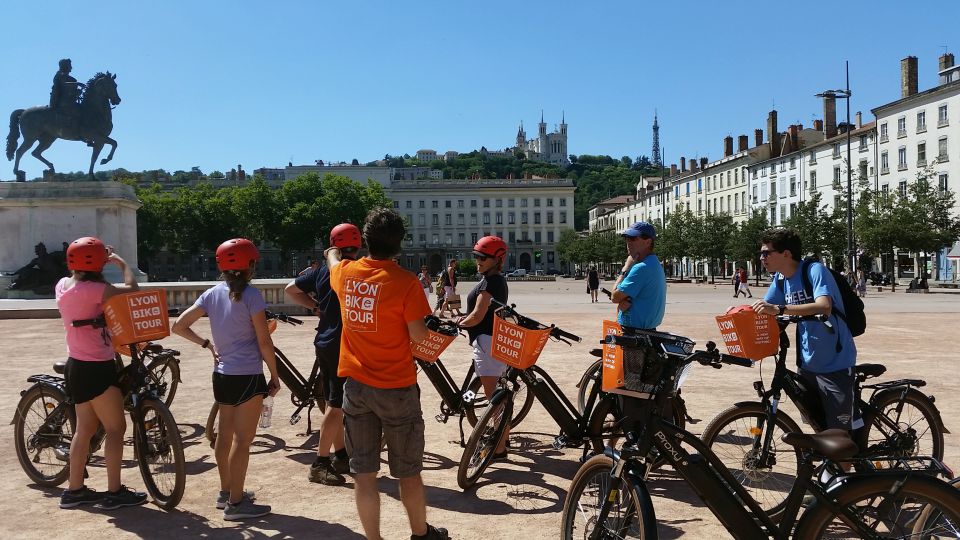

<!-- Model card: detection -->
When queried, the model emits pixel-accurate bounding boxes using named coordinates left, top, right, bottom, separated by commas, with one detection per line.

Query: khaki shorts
left=342, top=378, right=425, bottom=477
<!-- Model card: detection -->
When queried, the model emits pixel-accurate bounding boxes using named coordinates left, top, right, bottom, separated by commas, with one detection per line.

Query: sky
left=2, top=1, right=958, bottom=180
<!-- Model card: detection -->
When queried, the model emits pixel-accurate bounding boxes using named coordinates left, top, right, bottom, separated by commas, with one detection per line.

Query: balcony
left=881, top=166, right=890, bottom=175
left=898, top=163, right=908, bottom=171
left=879, top=133, right=889, bottom=143
left=897, top=129, right=907, bottom=138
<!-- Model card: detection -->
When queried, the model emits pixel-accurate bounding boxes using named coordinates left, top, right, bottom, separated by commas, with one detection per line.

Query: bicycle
left=700, top=313, right=948, bottom=520
left=205, top=310, right=325, bottom=445
left=559, top=331, right=960, bottom=539
left=456, top=300, right=623, bottom=490
left=13, top=312, right=186, bottom=510
left=418, top=316, right=534, bottom=445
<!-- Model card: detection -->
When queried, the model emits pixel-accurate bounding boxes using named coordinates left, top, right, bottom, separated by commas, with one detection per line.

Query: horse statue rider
left=49, top=59, right=86, bottom=137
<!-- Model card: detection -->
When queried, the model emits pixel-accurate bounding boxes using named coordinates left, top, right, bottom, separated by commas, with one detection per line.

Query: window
left=917, top=110, right=926, bottom=132
left=444, top=200, right=451, bottom=208
left=444, top=214, right=452, bottom=226
left=495, top=212, right=502, bottom=225
left=457, top=233, right=465, bottom=245
left=790, top=176, right=797, bottom=197
left=727, top=195, right=731, bottom=212
left=432, top=234, right=439, bottom=244
left=727, top=171, right=732, bottom=185
left=859, top=134, right=868, bottom=152
left=418, top=215, right=425, bottom=226
left=560, top=211, right=567, bottom=224
left=752, top=185, right=758, bottom=202
left=405, top=200, right=412, bottom=209
left=753, top=169, right=758, bottom=179
left=520, top=199, right=528, bottom=207
left=419, top=200, right=425, bottom=208
left=534, top=198, right=541, bottom=207
left=508, top=199, right=515, bottom=207
left=457, top=214, right=464, bottom=226
left=833, top=144, right=841, bottom=158
left=534, top=231, right=542, bottom=243
left=734, top=193, right=739, bottom=213
left=470, top=213, right=477, bottom=226
left=810, top=171, right=817, bottom=192
left=432, top=200, right=439, bottom=208
left=547, top=231, right=554, bottom=242
left=508, top=212, right=515, bottom=224
left=880, top=123, right=888, bottom=142
left=938, top=104, right=949, bottom=127
left=471, top=233, right=478, bottom=245
left=432, top=214, right=439, bottom=226
left=779, top=178, right=786, bottom=198
left=834, top=166, right=842, bottom=186
left=483, top=199, right=490, bottom=208
left=445, top=234, right=452, bottom=245
left=897, top=117, right=907, bottom=137
left=508, top=231, right=516, bottom=243
left=483, top=213, right=490, bottom=225
left=470, top=199, right=477, bottom=208
left=686, top=182, right=690, bottom=195
left=939, top=173, right=949, bottom=192
left=779, top=205, right=786, bottom=224
left=560, top=198, right=567, bottom=207
left=534, top=212, right=541, bottom=224
left=495, top=199, right=502, bottom=208
left=917, top=142, right=927, bottom=166
left=898, top=180, right=907, bottom=197
left=697, top=178, right=703, bottom=192
left=790, top=157, right=796, bottom=170
left=881, top=151, right=889, bottom=174
left=898, top=147, right=908, bottom=170
left=547, top=211, right=554, bottom=224
left=419, top=233, right=426, bottom=242
left=521, top=212, right=528, bottom=224
left=546, top=198, right=554, bottom=207
left=939, top=137, right=949, bottom=161
left=457, top=199, right=464, bottom=208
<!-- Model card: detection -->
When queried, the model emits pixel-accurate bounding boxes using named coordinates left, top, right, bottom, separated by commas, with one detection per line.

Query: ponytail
left=221, top=269, right=250, bottom=302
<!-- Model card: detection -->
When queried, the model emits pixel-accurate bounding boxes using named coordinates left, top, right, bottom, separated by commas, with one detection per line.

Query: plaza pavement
left=1, top=280, right=957, bottom=539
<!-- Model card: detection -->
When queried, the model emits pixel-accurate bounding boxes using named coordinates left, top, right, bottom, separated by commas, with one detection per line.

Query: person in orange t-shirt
left=326, top=208, right=448, bottom=540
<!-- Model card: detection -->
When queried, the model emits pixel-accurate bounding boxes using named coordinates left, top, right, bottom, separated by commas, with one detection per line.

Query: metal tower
left=651, top=111, right=662, bottom=167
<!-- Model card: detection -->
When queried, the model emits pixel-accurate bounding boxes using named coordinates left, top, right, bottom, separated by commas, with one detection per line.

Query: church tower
left=516, top=121, right=525, bottom=150
left=560, top=111, right=567, bottom=135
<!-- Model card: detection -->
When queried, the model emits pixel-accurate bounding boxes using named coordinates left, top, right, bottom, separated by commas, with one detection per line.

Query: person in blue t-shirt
left=751, top=228, right=860, bottom=431
left=284, top=224, right=362, bottom=486
left=611, top=221, right=666, bottom=331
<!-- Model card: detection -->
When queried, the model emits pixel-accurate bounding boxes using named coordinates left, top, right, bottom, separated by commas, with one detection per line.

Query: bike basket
left=103, top=290, right=170, bottom=347
left=410, top=330, right=457, bottom=362
left=714, top=305, right=779, bottom=361
left=490, top=309, right=552, bottom=369
left=602, top=320, right=695, bottom=398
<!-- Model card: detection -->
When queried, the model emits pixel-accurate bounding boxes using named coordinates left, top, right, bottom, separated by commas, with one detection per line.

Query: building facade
left=515, top=113, right=570, bottom=167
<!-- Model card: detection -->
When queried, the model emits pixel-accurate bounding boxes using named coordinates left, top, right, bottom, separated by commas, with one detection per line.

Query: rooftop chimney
left=941, top=52, right=956, bottom=72
left=823, top=96, right=838, bottom=138
left=670, top=164, right=677, bottom=175
left=901, top=56, right=918, bottom=98
left=689, top=159, right=698, bottom=172
left=855, top=111, right=862, bottom=129
left=767, top=110, right=780, bottom=156
left=680, top=157, right=687, bottom=172
left=699, top=157, right=708, bottom=170
left=939, top=53, right=957, bottom=85
left=813, top=119, right=823, bottom=132
left=754, top=129, right=764, bottom=148
left=738, top=135, right=749, bottom=152
left=723, top=136, right=733, bottom=157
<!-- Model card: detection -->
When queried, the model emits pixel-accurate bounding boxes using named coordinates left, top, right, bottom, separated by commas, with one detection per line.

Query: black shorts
left=64, top=358, right=119, bottom=404
left=316, top=344, right=345, bottom=408
left=212, top=372, right=268, bottom=406
left=798, top=367, right=862, bottom=431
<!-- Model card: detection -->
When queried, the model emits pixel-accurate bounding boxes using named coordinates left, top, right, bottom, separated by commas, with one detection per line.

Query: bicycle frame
left=274, top=347, right=327, bottom=433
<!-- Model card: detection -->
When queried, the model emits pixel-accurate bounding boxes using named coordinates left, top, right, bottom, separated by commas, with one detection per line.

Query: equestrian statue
left=6, top=59, right=121, bottom=180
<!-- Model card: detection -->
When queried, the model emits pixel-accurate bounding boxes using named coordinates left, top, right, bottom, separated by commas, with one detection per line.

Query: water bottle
left=259, top=396, right=274, bottom=429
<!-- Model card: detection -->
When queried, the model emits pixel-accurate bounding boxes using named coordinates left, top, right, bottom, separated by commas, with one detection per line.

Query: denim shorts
left=341, top=378, right=424, bottom=477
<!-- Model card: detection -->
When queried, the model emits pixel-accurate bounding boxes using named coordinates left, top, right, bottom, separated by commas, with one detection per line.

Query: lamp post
left=816, top=61, right=854, bottom=273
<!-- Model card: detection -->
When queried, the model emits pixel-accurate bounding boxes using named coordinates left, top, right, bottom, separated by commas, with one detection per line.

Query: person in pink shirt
left=55, top=237, right=143, bottom=510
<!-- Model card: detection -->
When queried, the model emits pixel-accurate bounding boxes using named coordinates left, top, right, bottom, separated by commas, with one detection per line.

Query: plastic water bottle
left=259, top=396, right=274, bottom=429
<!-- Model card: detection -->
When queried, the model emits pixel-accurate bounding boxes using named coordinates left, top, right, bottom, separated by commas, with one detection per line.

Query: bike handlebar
left=265, top=310, right=303, bottom=326
left=488, top=298, right=581, bottom=344
left=776, top=313, right=834, bottom=333
left=424, top=315, right=462, bottom=336
left=603, top=335, right=755, bottom=368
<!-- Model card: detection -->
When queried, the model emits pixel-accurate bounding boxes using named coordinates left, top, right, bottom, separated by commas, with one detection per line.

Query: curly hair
left=363, top=207, right=405, bottom=259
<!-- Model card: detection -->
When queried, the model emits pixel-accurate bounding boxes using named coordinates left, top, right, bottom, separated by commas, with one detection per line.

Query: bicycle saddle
left=53, top=361, right=67, bottom=374
left=590, top=348, right=603, bottom=358
left=854, top=363, right=886, bottom=379
left=145, top=343, right=163, bottom=353
left=781, top=429, right=859, bottom=460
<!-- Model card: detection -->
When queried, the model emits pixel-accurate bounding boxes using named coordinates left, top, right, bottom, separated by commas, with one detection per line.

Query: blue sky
left=2, top=1, right=958, bottom=179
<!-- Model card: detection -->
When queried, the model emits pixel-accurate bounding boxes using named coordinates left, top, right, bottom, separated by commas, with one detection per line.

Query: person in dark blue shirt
left=285, top=224, right=362, bottom=485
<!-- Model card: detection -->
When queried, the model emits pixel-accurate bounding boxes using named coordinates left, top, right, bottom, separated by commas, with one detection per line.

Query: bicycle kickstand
left=458, top=415, right=466, bottom=448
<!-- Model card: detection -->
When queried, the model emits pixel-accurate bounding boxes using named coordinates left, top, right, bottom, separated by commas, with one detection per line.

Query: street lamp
left=816, top=61, right=854, bottom=273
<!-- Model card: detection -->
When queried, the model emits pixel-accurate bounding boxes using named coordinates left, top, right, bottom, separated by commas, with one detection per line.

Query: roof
left=872, top=78, right=960, bottom=115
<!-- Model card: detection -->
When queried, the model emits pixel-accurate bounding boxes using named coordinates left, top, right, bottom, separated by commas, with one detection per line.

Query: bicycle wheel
left=14, top=385, right=76, bottom=486
left=205, top=402, right=219, bottom=448
left=457, top=392, right=512, bottom=490
left=587, top=396, right=623, bottom=454
left=464, top=376, right=533, bottom=429
left=146, top=356, right=180, bottom=408
left=794, top=474, right=960, bottom=539
left=576, top=360, right=602, bottom=415
left=560, top=454, right=656, bottom=540
left=135, top=398, right=185, bottom=509
left=858, top=387, right=945, bottom=463
left=700, top=402, right=803, bottom=521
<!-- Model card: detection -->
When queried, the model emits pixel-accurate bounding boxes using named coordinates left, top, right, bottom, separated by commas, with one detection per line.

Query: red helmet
left=67, top=236, right=109, bottom=272
left=216, top=238, right=259, bottom=271
left=330, top=223, right=362, bottom=249
left=473, top=235, right=508, bottom=260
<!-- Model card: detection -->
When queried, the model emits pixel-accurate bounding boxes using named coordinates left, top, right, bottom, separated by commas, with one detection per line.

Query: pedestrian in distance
left=418, top=265, right=433, bottom=303
left=326, top=208, right=448, bottom=540
left=587, top=265, right=600, bottom=303
left=436, top=258, right=464, bottom=318
left=732, top=268, right=741, bottom=297
left=736, top=266, right=753, bottom=298
left=285, top=224, right=364, bottom=486
left=172, top=238, right=280, bottom=520
left=55, top=237, right=147, bottom=510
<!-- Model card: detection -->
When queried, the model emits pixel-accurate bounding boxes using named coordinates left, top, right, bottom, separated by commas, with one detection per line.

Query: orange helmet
left=330, top=223, right=362, bottom=249
left=67, top=237, right=109, bottom=272
left=216, top=238, right=259, bottom=271
left=473, top=235, right=508, bottom=260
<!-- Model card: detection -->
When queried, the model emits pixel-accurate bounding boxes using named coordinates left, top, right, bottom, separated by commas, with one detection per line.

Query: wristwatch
left=777, top=304, right=786, bottom=315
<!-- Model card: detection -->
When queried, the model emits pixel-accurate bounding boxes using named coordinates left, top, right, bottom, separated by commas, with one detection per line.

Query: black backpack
left=797, top=258, right=866, bottom=337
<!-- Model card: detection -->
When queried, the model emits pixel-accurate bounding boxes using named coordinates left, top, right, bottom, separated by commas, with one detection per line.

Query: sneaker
left=309, top=459, right=346, bottom=486
left=60, top=486, right=102, bottom=508
left=223, top=496, right=271, bottom=520
left=331, top=454, right=351, bottom=475
left=412, top=524, right=449, bottom=540
left=97, top=485, right=147, bottom=510
left=216, top=489, right=256, bottom=510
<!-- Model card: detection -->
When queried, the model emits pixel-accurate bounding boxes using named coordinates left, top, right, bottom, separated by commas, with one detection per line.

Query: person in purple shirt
left=173, top=238, right=279, bottom=520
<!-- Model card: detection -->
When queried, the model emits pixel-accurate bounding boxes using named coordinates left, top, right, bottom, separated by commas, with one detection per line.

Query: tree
left=692, top=213, right=735, bottom=283
left=784, top=192, right=845, bottom=265
left=854, top=178, right=898, bottom=272
left=657, top=208, right=693, bottom=278
left=893, top=167, right=960, bottom=280
left=726, top=210, right=770, bottom=283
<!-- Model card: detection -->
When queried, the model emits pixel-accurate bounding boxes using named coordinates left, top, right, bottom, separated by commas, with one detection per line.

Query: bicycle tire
left=463, top=375, right=533, bottom=429
left=576, top=360, right=602, bottom=415
left=560, top=454, right=656, bottom=540
left=912, top=476, right=960, bottom=536
left=793, top=473, right=960, bottom=539
left=14, top=384, right=76, bottom=487
left=146, top=356, right=180, bottom=408
left=205, top=402, right=219, bottom=448
left=587, top=396, right=623, bottom=454
left=699, top=402, right=803, bottom=521
left=134, top=397, right=185, bottom=510
left=457, top=391, right=512, bottom=490
left=857, top=387, right=945, bottom=463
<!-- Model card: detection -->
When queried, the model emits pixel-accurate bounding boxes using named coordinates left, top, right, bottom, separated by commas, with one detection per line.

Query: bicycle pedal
left=435, top=414, right=449, bottom=424
left=552, top=435, right=567, bottom=450
left=290, top=414, right=301, bottom=425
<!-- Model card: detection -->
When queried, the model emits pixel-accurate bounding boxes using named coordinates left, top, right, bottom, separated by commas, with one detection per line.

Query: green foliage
left=783, top=192, right=845, bottom=262
left=690, top=212, right=735, bottom=279
left=457, top=259, right=477, bottom=276
left=657, top=208, right=694, bottom=275
left=727, top=210, right=770, bottom=273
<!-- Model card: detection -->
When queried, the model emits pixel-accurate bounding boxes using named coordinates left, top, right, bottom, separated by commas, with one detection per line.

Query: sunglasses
left=474, top=254, right=490, bottom=261
left=623, top=234, right=651, bottom=241
left=759, top=249, right=782, bottom=259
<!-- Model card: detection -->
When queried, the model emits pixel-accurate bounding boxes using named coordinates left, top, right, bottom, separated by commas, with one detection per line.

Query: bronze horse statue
left=6, top=72, right=121, bottom=180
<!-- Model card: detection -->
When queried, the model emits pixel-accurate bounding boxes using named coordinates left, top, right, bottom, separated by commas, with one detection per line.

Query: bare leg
left=354, top=472, right=381, bottom=539
left=228, top=396, right=263, bottom=504
left=215, top=404, right=236, bottom=492
left=399, top=474, right=428, bottom=537
left=316, top=406, right=344, bottom=457
left=88, top=386, right=127, bottom=492
left=481, top=376, right=508, bottom=453
left=67, top=401, right=101, bottom=491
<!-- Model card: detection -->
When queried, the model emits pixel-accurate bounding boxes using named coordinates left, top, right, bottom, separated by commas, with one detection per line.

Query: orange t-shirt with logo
left=330, top=257, right=432, bottom=388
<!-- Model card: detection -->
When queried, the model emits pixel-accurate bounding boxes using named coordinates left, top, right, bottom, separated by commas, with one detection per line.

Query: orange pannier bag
left=714, top=305, right=779, bottom=361
left=490, top=310, right=552, bottom=369
left=103, top=289, right=170, bottom=348
left=411, top=330, right=457, bottom=362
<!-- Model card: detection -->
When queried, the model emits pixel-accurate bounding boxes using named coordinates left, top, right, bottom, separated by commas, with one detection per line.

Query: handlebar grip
left=720, top=353, right=755, bottom=368
left=552, top=327, right=582, bottom=343
left=167, top=308, right=180, bottom=317
left=603, top=334, right=642, bottom=348
left=286, top=316, right=304, bottom=325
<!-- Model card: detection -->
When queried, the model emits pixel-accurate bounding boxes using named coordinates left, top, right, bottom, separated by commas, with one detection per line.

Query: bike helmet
left=215, top=238, right=259, bottom=271
left=67, top=236, right=109, bottom=272
left=330, top=223, right=362, bottom=249
left=473, top=235, right=508, bottom=260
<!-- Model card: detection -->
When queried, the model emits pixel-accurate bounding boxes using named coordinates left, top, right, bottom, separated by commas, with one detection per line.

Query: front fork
left=755, top=396, right=781, bottom=469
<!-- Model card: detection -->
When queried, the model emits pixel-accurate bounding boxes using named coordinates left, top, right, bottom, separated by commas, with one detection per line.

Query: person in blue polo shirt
left=611, top=221, right=666, bottom=331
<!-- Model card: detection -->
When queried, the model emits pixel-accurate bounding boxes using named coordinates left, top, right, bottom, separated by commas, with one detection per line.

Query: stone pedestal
left=0, top=181, right=146, bottom=295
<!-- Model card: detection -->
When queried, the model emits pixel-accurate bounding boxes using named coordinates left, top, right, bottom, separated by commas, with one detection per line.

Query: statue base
left=0, top=181, right=147, bottom=299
